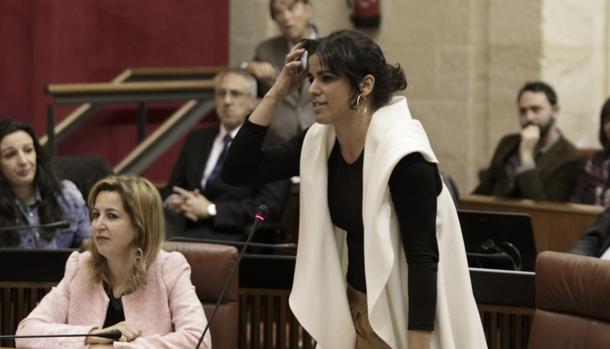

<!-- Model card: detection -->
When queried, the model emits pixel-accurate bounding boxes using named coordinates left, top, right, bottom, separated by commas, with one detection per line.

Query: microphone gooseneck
left=0, top=220, right=71, bottom=232
left=480, top=238, right=522, bottom=271
left=0, top=329, right=122, bottom=340
left=195, top=204, right=270, bottom=349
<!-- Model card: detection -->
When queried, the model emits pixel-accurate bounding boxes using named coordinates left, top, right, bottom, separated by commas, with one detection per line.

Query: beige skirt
left=347, top=285, right=391, bottom=349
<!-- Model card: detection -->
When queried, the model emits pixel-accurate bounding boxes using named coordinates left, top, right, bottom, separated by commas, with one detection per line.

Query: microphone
left=0, top=220, right=70, bottom=232
left=479, top=239, right=522, bottom=270
left=0, top=329, right=122, bottom=340
left=195, top=204, right=269, bottom=349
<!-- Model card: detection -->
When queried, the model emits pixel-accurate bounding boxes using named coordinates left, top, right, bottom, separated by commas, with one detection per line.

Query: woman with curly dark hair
left=223, top=30, right=486, bottom=349
left=0, top=120, right=89, bottom=248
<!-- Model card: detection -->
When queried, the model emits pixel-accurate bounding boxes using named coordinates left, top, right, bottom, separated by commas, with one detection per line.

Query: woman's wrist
left=407, top=330, right=432, bottom=349
left=265, top=86, right=287, bottom=103
left=248, top=88, right=284, bottom=127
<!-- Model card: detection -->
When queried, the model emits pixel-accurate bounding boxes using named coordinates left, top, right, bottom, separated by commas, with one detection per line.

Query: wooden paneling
left=1, top=283, right=530, bottom=349
left=479, top=304, right=534, bottom=349
left=239, top=288, right=316, bottom=349
left=0, top=283, right=54, bottom=348
left=461, top=194, right=604, bottom=253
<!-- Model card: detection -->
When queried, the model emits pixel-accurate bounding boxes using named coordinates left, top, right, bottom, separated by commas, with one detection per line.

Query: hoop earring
left=356, top=94, right=368, bottom=115
left=135, top=247, right=143, bottom=261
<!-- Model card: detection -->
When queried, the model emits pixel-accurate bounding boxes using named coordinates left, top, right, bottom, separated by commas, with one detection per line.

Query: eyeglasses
left=215, top=88, right=250, bottom=99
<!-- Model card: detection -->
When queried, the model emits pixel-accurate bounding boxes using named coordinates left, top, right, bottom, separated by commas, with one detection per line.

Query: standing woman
left=0, top=120, right=90, bottom=248
left=223, top=30, right=486, bottom=348
left=16, top=175, right=210, bottom=348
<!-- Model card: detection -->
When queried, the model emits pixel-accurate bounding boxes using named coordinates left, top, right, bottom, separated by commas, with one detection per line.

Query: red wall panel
left=0, top=0, right=228, bottom=182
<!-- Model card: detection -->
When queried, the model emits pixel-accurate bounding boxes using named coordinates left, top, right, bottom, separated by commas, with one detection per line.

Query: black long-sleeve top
left=222, top=119, right=441, bottom=330
left=102, top=282, right=125, bottom=328
left=570, top=205, right=610, bottom=257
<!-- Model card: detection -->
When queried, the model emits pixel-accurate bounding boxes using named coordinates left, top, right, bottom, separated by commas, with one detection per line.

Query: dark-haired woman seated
left=570, top=98, right=610, bottom=207
left=0, top=120, right=90, bottom=248
left=223, top=30, right=486, bottom=349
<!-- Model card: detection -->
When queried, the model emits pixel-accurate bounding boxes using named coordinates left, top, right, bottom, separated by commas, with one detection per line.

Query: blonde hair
left=87, top=175, right=165, bottom=294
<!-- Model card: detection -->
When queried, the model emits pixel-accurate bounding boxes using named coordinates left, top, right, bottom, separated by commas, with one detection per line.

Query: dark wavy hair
left=517, top=81, right=558, bottom=106
left=0, top=120, right=64, bottom=246
left=302, top=30, right=407, bottom=111
left=599, top=98, right=610, bottom=152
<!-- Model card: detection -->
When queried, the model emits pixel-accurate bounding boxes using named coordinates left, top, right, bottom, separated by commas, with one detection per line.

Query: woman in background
left=0, top=120, right=89, bottom=248
left=16, top=175, right=210, bottom=348
left=223, top=30, right=485, bottom=349
left=571, top=98, right=610, bottom=207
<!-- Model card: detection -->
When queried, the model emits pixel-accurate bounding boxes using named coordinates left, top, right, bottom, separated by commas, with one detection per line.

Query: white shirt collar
left=219, top=123, right=242, bottom=140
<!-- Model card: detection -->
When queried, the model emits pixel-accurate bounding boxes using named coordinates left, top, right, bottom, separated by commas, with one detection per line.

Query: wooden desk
left=0, top=257, right=534, bottom=349
left=461, top=194, right=604, bottom=253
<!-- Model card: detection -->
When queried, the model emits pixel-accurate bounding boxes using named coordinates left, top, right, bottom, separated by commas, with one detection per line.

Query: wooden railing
left=41, top=66, right=225, bottom=175
left=40, top=66, right=224, bottom=145
left=126, top=66, right=225, bottom=81
left=45, top=80, right=216, bottom=95
left=38, top=69, right=132, bottom=147
left=461, top=194, right=603, bottom=253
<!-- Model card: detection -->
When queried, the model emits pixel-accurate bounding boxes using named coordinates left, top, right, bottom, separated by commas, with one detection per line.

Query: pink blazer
left=16, top=250, right=211, bottom=348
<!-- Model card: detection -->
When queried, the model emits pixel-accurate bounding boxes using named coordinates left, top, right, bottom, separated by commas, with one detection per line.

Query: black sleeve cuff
left=407, top=267, right=437, bottom=331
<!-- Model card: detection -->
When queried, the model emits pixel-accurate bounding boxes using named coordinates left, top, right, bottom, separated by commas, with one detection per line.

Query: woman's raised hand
left=269, top=42, right=308, bottom=98
left=248, top=42, right=309, bottom=127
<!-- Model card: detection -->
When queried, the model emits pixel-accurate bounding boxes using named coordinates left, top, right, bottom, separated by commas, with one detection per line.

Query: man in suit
left=474, top=81, right=584, bottom=202
left=571, top=206, right=610, bottom=258
left=240, top=0, right=316, bottom=141
left=162, top=69, right=290, bottom=241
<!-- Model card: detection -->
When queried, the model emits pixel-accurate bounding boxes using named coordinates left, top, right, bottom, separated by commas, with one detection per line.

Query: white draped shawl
left=289, top=96, right=487, bottom=349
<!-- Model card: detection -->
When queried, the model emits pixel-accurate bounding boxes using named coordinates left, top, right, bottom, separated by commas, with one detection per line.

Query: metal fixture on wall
left=348, top=0, right=380, bottom=28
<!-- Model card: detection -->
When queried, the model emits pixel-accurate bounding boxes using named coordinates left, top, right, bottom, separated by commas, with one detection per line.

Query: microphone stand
left=0, top=220, right=71, bottom=249
left=478, top=239, right=522, bottom=270
left=195, top=206, right=268, bottom=349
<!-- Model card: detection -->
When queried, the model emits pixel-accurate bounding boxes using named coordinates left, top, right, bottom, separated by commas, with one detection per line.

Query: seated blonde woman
left=16, top=175, right=210, bottom=348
